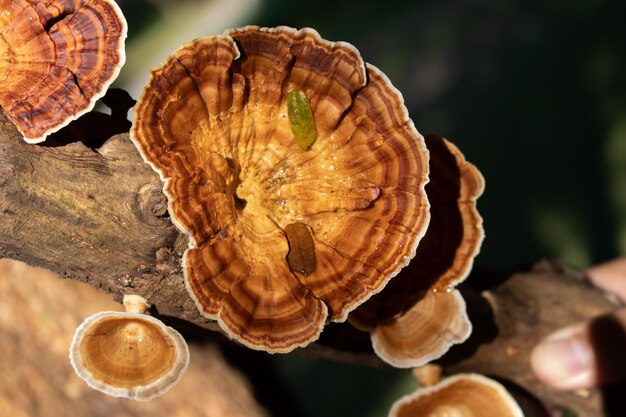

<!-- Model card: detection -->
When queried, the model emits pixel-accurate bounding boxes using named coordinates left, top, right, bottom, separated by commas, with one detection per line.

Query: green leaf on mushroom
left=287, top=89, right=317, bottom=151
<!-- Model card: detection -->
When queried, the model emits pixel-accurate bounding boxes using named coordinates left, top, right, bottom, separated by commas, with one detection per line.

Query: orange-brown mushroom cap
left=372, top=289, right=471, bottom=368
left=69, top=311, right=189, bottom=401
left=0, top=0, right=127, bottom=143
left=131, top=26, right=430, bottom=353
left=389, top=373, right=524, bottom=417
left=350, top=135, right=484, bottom=366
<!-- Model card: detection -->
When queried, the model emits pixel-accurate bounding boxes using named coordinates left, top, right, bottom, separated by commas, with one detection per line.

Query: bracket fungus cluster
left=389, top=374, right=524, bottom=417
left=69, top=295, right=189, bottom=401
left=350, top=135, right=485, bottom=366
left=0, top=0, right=127, bottom=143
left=131, top=26, right=432, bottom=353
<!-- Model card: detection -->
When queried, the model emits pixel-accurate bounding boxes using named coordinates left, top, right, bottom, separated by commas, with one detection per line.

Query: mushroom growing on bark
left=0, top=0, right=127, bottom=143
left=389, top=373, right=524, bottom=417
left=69, top=294, right=189, bottom=401
left=350, top=135, right=485, bottom=367
left=131, top=26, right=431, bottom=353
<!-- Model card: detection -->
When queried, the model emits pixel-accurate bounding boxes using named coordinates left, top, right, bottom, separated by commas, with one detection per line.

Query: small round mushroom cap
left=0, top=0, right=127, bottom=143
left=371, top=289, right=471, bottom=367
left=349, top=135, right=484, bottom=366
left=131, top=26, right=430, bottom=353
left=69, top=311, right=189, bottom=401
left=389, top=373, right=524, bottom=417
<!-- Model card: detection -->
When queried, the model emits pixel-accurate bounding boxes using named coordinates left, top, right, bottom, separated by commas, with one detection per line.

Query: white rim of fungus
left=69, top=311, right=190, bottom=401
left=371, top=289, right=472, bottom=368
left=436, top=138, right=486, bottom=289
left=388, top=373, right=525, bottom=417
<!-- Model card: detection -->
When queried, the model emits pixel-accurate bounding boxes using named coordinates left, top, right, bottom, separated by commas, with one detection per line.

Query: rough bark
left=0, top=111, right=623, bottom=417
left=0, top=110, right=218, bottom=332
left=441, top=261, right=624, bottom=417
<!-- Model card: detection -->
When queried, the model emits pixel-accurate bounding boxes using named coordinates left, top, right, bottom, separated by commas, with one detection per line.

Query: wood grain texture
left=0, top=110, right=217, bottom=332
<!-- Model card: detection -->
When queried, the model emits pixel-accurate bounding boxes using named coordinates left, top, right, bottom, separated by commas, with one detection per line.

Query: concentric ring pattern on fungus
left=131, top=26, right=431, bottom=353
left=0, top=0, right=126, bottom=143
left=350, top=135, right=484, bottom=367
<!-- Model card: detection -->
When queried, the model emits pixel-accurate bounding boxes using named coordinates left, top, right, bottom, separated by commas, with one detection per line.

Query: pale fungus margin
left=389, top=373, right=524, bottom=417
left=69, top=295, right=189, bottom=401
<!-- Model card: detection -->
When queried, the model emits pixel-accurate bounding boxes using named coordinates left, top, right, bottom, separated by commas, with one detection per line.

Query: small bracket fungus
left=69, top=295, right=189, bottom=401
left=350, top=135, right=485, bottom=367
left=0, top=0, right=127, bottom=143
left=371, top=289, right=472, bottom=367
left=131, top=26, right=431, bottom=353
left=389, top=373, right=524, bottom=417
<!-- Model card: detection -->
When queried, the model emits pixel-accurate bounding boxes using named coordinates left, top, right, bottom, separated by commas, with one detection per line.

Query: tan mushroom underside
left=0, top=0, right=126, bottom=143
left=69, top=312, right=189, bottom=401
left=389, top=374, right=524, bottom=417
left=131, top=26, right=430, bottom=353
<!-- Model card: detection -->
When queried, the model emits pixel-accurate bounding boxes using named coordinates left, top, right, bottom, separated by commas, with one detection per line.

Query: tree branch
left=0, top=111, right=622, bottom=416
left=442, top=261, right=623, bottom=417
left=0, top=111, right=218, bottom=331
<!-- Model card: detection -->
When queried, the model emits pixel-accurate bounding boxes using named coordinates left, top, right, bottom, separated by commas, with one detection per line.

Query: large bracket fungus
left=131, top=26, right=431, bottom=353
left=350, top=135, right=485, bottom=367
left=0, top=0, right=127, bottom=143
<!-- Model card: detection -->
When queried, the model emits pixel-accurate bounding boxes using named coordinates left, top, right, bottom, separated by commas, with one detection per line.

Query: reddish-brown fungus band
left=131, top=25, right=437, bottom=353
left=0, top=0, right=126, bottom=143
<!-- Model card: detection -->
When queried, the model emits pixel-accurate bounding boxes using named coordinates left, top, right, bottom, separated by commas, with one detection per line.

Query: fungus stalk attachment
left=69, top=294, right=189, bottom=401
left=123, top=294, right=150, bottom=314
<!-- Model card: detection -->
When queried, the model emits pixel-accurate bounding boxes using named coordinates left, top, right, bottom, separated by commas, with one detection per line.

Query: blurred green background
left=113, top=0, right=626, bottom=415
